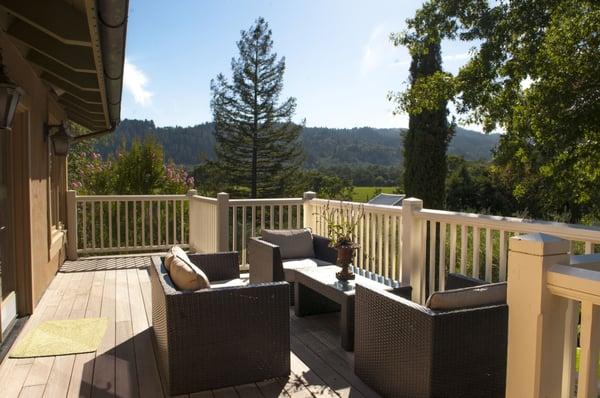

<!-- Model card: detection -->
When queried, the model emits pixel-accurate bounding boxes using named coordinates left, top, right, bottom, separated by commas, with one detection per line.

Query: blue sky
left=122, top=0, right=476, bottom=129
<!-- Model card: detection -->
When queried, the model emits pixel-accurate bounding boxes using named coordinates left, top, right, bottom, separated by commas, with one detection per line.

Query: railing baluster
left=100, top=201, right=104, bottom=249
left=499, top=230, right=507, bottom=281
left=439, top=222, right=446, bottom=291
left=270, top=205, right=274, bottom=229
left=449, top=223, right=457, bottom=274
left=260, top=205, right=265, bottom=232
left=577, top=301, right=600, bottom=398
left=180, top=200, right=184, bottom=245
left=485, top=227, right=493, bottom=282
left=296, top=204, right=301, bottom=229
left=377, top=213, right=383, bottom=276
left=82, top=202, right=87, bottom=250
left=172, top=200, right=176, bottom=244
left=287, top=205, right=292, bottom=229
left=108, top=201, right=112, bottom=249
left=365, top=212, right=371, bottom=271
left=251, top=206, right=256, bottom=237
left=390, top=215, right=397, bottom=279
left=91, top=201, right=96, bottom=249
left=232, top=206, right=237, bottom=251
left=278, top=205, right=283, bottom=229
left=125, top=201, right=129, bottom=248
left=242, top=206, right=247, bottom=266
left=165, top=201, right=169, bottom=245
left=157, top=201, right=161, bottom=246
left=133, top=201, right=137, bottom=248
left=141, top=201, right=145, bottom=247
left=472, top=226, right=480, bottom=279
left=117, top=201, right=121, bottom=248
left=384, top=214, right=390, bottom=278
left=460, top=224, right=467, bottom=275
left=429, top=221, right=436, bottom=295
left=149, top=201, right=153, bottom=246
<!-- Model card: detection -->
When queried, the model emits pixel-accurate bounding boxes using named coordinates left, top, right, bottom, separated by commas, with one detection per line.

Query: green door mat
left=10, top=318, right=108, bottom=358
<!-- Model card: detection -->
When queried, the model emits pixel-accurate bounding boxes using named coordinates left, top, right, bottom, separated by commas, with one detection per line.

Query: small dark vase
left=335, top=245, right=355, bottom=281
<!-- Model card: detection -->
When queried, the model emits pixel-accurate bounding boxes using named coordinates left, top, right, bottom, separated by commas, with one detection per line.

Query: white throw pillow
left=169, top=254, right=210, bottom=291
left=164, top=245, right=188, bottom=271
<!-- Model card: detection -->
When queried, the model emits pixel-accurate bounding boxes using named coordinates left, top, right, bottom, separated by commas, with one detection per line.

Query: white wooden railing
left=67, top=191, right=189, bottom=255
left=506, top=233, right=600, bottom=398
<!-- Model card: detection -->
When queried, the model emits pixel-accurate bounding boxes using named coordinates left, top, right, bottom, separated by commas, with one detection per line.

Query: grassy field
left=351, top=186, right=397, bottom=203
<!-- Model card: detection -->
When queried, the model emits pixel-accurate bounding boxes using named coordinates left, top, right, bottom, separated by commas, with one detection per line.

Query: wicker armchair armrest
left=355, top=284, right=435, bottom=397
left=187, top=252, right=240, bottom=281
left=248, top=237, right=284, bottom=283
left=445, top=273, right=487, bottom=290
left=313, top=234, right=337, bottom=264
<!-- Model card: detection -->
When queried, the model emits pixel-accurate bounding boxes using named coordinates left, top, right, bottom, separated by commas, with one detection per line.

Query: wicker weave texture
left=150, top=255, right=290, bottom=395
left=354, top=284, right=508, bottom=398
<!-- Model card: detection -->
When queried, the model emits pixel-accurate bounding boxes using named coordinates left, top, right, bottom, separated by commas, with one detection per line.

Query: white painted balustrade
left=67, top=191, right=189, bottom=256
left=506, top=233, right=600, bottom=398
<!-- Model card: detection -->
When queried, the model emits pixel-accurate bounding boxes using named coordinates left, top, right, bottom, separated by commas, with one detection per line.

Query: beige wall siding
left=1, top=32, right=67, bottom=313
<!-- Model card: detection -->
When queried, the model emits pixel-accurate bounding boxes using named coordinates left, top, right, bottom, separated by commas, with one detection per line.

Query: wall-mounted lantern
left=45, top=123, right=72, bottom=156
left=0, top=50, right=24, bottom=131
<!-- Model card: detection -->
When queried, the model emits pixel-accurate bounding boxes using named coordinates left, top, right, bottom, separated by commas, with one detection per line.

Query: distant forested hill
left=95, top=119, right=500, bottom=167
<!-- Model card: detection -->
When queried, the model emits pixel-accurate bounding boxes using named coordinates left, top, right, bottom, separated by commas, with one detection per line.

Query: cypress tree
left=210, top=17, right=303, bottom=198
left=403, top=40, right=453, bottom=209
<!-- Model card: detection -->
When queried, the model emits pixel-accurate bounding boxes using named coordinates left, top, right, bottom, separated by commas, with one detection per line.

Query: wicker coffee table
left=294, top=265, right=411, bottom=351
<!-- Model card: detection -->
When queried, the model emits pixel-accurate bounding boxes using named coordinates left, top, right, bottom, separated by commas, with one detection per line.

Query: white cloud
left=361, top=25, right=386, bottom=74
left=444, top=52, right=471, bottom=62
left=123, top=58, right=153, bottom=106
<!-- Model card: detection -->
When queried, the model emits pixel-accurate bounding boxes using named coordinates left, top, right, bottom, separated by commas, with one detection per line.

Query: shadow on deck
left=0, top=256, right=380, bottom=398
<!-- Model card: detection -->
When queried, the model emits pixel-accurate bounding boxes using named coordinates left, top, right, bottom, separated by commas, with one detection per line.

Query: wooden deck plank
left=67, top=270, right=106, bottom=398
left=43, top=271, right=92, bottom=398
left=91, top=269, right=117, bottom=397
left=115, top=270, right=139, bottom=398
left=0, top=257, right=384, bottom=398
left=129, top=268, right=164, bottom=398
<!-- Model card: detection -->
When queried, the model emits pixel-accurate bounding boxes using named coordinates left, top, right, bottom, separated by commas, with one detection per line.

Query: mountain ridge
left=94, top=119, right=501, bottom=167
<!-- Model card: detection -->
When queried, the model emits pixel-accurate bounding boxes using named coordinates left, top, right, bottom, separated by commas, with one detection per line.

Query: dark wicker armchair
left=248, top=233, right=337, bottom=304
left=354, top=274, right=508, bottom=398
left=150, top=252, right=290, bottom=396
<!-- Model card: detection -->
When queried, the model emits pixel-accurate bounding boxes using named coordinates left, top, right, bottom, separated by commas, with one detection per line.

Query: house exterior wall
left=1, top=32, right=68, bottom=314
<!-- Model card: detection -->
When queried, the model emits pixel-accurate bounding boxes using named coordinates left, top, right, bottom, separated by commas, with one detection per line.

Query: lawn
left=351, top=186, right=397, bottom=203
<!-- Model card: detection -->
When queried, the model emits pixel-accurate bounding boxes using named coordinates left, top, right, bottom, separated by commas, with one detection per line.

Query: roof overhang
left=0, top=0, right=129, bottom=131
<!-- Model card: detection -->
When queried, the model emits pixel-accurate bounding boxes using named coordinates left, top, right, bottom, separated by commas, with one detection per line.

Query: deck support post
left=302, top=191, right=316, bottom=230
left=401, top=197, right=424, bottom=303
left=216, top=192, right=229, bottom=252
left=505, top=233, right=569, bottom=398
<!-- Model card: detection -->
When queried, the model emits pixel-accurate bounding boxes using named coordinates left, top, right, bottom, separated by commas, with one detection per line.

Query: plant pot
left=336, top=245, right=355, bottom=281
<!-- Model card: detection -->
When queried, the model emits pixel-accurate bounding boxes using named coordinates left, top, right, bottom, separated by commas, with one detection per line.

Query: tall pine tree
left=211, top=17, right=303, bottom=198
left=400, top=40, right=453, bottom=209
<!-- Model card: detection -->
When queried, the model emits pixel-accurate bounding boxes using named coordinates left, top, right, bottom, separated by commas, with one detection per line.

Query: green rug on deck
left=9, top=318, right=108, bottom=358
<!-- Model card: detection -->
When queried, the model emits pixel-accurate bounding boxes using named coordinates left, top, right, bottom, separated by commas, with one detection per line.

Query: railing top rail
left=228, top=197, right=303, bottom=206
left=191, top=195, right=218, bottom=204
left=547, top=263, right=600, bottom=305
left=76, top=194, right=188, bottom=201
left=310, top=198, right=403, bottom=213
left=416, top=208, right=600, bottom=242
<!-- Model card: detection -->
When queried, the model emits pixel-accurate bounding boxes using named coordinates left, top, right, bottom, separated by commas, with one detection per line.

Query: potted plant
left=318, top=202, right=364, bottom=281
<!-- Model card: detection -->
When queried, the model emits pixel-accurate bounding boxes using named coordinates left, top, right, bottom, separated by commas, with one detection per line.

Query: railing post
left=66, top=190, right=78, bottom=260
left=216, top=192, right=229, bottom=252
left=401, top=197, right=424, bottom=303
left=505, top=233, right=569, bottom=398
left=303, top=191, right=316, bottom=229
left=187, top=189, right=199, bottom=252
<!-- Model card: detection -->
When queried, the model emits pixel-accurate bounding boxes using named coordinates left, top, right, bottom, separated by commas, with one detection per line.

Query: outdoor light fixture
left=46, top=123, right=72, bottom=156
left=0, top=50, right=24, bottom=131
left=45, top=122, right=116, bottom=156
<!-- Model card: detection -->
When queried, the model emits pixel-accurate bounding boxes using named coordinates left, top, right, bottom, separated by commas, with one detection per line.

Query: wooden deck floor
left=0, top=257, right=381, bottom=398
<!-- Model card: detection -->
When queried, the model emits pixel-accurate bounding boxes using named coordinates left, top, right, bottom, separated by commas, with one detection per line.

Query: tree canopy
left=394, top=0, right=600, bottom=222
left=210, top=17, right=303, bottom=198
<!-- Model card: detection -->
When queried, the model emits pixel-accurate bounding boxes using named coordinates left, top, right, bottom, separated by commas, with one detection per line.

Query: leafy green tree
left=395, top=0, right=600, bottom=221
left=390, top=37, right=453, bottom=209
left=210, top=17, right=303, bottom=198
left=69, top=137, right=193, bottom=195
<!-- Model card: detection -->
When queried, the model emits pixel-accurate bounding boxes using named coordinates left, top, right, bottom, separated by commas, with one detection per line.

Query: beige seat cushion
left=262, top=229, right=315, bottom=259
left=426, top=282, right=507, bottom=311
left=164, top=245, right=188, bottom=271
left=282, top=258, right=333, bottom=282
left=210, top=278, right=249, bottom=289
left=169, top=254, right=210, bottom=291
